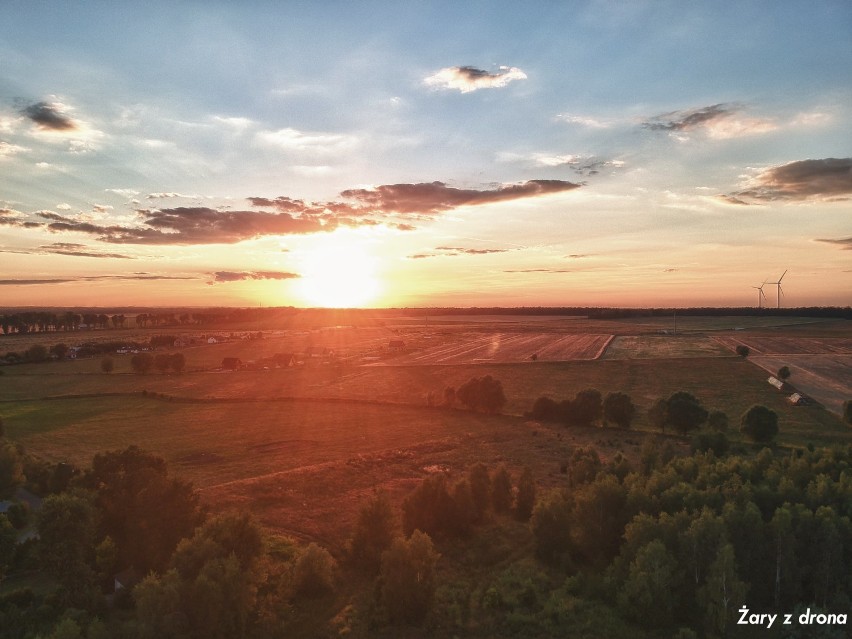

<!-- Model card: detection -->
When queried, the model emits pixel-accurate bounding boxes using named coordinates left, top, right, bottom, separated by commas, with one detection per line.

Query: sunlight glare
left=293, top=231, right=382, bottom=307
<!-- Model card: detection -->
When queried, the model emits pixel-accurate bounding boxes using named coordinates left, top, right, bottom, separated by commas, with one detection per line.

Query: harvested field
left=749, top=354, right=852, bottom=415
left=713, top=335, right=852, bottom=355
left=602, top=335, right=731, bottom=359
left=384, top=332, right=612, bottom=365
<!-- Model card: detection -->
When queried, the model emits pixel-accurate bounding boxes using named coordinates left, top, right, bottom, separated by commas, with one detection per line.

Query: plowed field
left=713, top=336, right=852, bottom=355
left=385, top=332, right=613, bottom=365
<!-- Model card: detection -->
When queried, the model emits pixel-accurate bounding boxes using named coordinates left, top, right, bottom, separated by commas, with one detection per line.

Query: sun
left=293, top=231, right=382, bottom=308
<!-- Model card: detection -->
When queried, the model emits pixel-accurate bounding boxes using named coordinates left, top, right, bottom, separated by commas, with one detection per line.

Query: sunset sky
left=1, top=1, right=850, bottom=308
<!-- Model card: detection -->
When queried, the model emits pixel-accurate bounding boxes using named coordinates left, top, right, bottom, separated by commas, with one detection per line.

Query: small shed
left=767, top=376, right=784, bottom=390
left=221, top=357, right=242, bottom=370
left=388, top=339, right=406, bottom=351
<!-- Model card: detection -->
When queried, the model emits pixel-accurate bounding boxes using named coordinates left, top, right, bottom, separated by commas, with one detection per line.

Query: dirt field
left=385, top=332, right=613, bottom=365
left=713, top=335, right=852, bottom=355
left=749, top=354, right=852, bottom=415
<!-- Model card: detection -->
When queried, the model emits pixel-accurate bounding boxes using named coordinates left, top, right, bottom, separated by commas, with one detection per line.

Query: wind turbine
left=751, top=280, right=768, bottom=308
left=769, top=270, right=787, bottom=308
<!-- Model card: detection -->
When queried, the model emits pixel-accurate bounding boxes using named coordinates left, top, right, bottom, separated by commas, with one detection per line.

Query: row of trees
left=530, top=388, right=636, bottom=428
left=0, top=313, right=128, bottom=334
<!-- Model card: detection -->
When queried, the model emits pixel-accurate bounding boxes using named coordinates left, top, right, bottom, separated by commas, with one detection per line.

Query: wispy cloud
left=643, top=103, right=777, bottom=140
left=255, top=127, right=358, bottom=153
left=0, top=141, right=28, bottom=157
left=423, top=65, right=527, bottom=93
left=503, top=268, right=573, bottom=273
left=725, top=158, right=852, bottom=203
left=408, top=245, right=513, bottom=259
left=209, top=270, right=301, bottom=284
left=815, top=236, right=852, bottom=249
left=0, top=274, right=195, bottom=286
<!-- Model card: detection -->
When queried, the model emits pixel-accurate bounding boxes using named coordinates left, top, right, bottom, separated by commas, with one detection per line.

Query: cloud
left=434, top=246, right=511, bottom=255
left=0, top=274, right=195, bottom=286
left=39, top=242, right=135, bottom=259
left=565, top=254, right=594, bottom=259
left=209, top=270, right=301, bottom=284
left=21, top=101, right=78, bottom=131
left=503, top=268, right=572, bottom=273
left=105, top=188, right=141, bottom=198
left=423, top=66, right=527, bottom=93
left=643, top=104, right=777, bottom=139
left=0, top=141, right=28, bottom=157
left=255, top=127, right=357, bottom=153
left=20, top=178, right=580, bottom=245
left=408, top=245, right=512, bottom=259
left=816, top=236, right=852, bottom=249
left=498, top=152, right=624, bottom=175
left=340, top=179, right=580, bottom=215
left=557, top=114, right=613, bottom=129
left=726, top=158, right=852, bottom=203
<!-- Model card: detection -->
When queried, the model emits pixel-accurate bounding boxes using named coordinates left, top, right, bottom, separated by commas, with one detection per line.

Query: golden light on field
left=293, top=230, right=383, bottom=308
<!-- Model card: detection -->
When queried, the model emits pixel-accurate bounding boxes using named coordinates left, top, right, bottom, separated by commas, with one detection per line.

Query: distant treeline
left=1, top=305, right=850, bottom=335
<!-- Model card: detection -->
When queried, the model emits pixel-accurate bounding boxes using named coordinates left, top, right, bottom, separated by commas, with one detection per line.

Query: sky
left=1, top=0, right=850, bottom=308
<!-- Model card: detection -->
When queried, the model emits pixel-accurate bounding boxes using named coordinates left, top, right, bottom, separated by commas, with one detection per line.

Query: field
left=384, top=332, right=612, bottom=364
left=2, top=313, right=852, bottom=547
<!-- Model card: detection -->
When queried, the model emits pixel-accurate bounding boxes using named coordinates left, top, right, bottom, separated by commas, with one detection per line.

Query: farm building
left=272, top=353, right=296, bottom=367
left=221, top=357, right=242, bottom=370
left=388, top=339, right=406, bottom=351
left=768, top=376, right=784, bottom=390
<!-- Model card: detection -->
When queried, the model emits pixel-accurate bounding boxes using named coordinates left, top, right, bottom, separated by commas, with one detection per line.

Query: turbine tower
left=769, top=270, right=787, bottom=308
left=751, top=280, right=768, bottom=308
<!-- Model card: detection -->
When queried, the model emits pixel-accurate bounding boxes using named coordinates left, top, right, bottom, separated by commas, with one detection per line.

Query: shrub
left=530, top=396, right=559, bottom=421
left=293, top=543, right=336, bottom=597
left=566, top=388, right=602, bottom=426
left=491, top=465, right=513, bottom=514
left=691, top=431, right=730, bottom=456
left=100, top=357, right=114, bottom=373
left=740, top=405, right=778, bottom=443
left=515, top=467, right=536, bottom=521
left=665, top=391, right=708, bottom=434
left=708, top=410, right=728, bottom=432
left=567, top=446, right=601, bottom=486
left=777, top=365, right=791, bottom=382
left=603, top=392, right=635, bottom=429
left=130, top=353, right=154, bottom=374
left=457, top=375, right=506, bottom=413
left=735, top=344, right=750, bottom=358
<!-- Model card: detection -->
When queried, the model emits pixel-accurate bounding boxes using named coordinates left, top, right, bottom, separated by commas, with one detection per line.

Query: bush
left=665, top=391, right=708, bottom=434
left=456, top=375, right=506, bottom=413
left=169, top=353, right=186, bottom=373
left=777, top=365, right=791, bottom=382
left=566, top=388, right=602, bottom=426
left=530, top=396, right=559, bottom=421
left=567, top=446, right=602, bottom=486
left=515, top=467, right=536, bottom=521
left=740, top=405, right=778, bottom=443
left=736, top=344, right=750, bottom=357
left=100, top=357, right=114, bottom=373
left=708, top=410, right=728, bottom=432
left=491, top=465, right=513, bottom=514
left=130, top=353, right=154, bottom=374
left=531, top=489, right=572, bottom=564
left=293, top=543, right=336, bottom=597
left=603, top=392, right=635, bottom=429
left=402, top=475, right=455, bottom=537
left=691, top=431, right=730, bottom=456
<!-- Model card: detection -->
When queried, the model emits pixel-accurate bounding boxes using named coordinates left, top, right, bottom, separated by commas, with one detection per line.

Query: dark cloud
left=340, top=180, right=580, bottom=215
left=726, top=158, right=852, bottom=203
left=210, top=270, right=300, bottom=283
left=716, top=194, right=758, bottom=206
left=816, top=236, right=852, bottom=249
left=21, top=101, right=77, bottom=131
left=643, top=104, right=731, bottom=132
left=0, top=217, right=41, bottom=228
left=23, top=178, right=579, bottom=245
left=566, top=254, right=594, bottom=259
